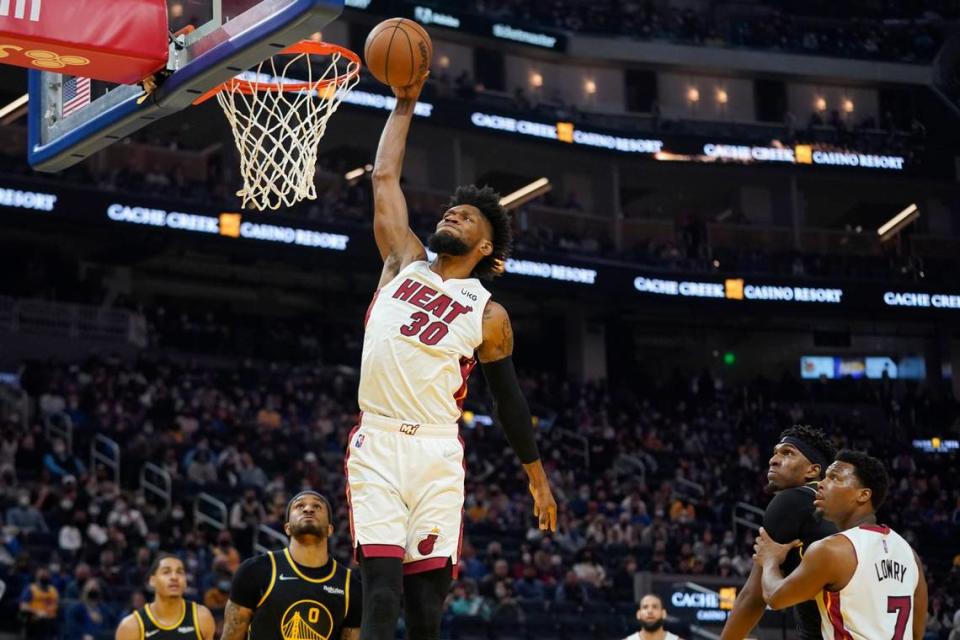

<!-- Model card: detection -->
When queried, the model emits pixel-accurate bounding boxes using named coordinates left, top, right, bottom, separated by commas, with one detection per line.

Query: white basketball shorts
left=345, top=412, right=465, bottom=576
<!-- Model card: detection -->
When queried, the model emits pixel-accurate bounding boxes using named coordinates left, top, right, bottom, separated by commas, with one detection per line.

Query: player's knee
left=365, top=583, right=402, bottom=623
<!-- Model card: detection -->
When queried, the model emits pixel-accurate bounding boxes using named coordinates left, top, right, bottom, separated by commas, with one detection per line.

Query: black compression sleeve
left=480, top=357, right=540, bottom=464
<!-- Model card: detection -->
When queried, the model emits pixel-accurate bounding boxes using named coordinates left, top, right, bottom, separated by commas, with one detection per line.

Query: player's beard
left=289, top=519, right=328, bottom=539
left=639, top=619, right=665, bottom=632
left=428, top=231, right=471, bottom=256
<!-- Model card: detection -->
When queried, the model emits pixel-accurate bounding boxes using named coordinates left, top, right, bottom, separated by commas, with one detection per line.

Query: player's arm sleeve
left=228, top=556, right=270, bottom=610
left=762, top=489, right=811, bottom=543
left=912, top=550, right=927, bottom=640
left=344, top=571, right=362, bottom=628
left=719, top=562, right=766, bottom=640
left=478, top=302, right=539, bottom=464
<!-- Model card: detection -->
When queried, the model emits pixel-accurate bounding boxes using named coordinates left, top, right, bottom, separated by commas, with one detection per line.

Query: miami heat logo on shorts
left=280, top=600, right=334, bottom=640
left=417, top=527, right=442, bottom=556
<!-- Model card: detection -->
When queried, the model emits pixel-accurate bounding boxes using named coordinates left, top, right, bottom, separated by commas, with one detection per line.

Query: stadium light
left=877, top=203, right=919, bottom=241
left=0, top=94, right=29, bottom=123
left=499, top=178, right=551, bottom=210
left=344, top=164, right=373, bottom=182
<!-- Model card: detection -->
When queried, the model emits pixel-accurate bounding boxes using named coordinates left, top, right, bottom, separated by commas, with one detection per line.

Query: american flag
left=61, top=76, right=91, bottom=118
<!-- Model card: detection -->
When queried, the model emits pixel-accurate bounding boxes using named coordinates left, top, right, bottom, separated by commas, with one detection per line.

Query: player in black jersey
left=115, top=554, right=215, bottom=640
left=221, top=491, right=361, bottom=640
left=721, top=425, right=837, bottom=640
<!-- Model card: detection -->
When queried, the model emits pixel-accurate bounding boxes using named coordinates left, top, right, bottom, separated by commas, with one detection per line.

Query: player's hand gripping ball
left=364, top=18, right=433, bottom=88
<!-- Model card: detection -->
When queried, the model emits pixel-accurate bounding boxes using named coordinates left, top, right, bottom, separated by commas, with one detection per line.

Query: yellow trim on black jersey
left=133, top=611, right=146, bottom=640
left=257, top=551, right=278, bottom=608
left=344, top=568, right=351, bottom=620
left=192, top=602, right=201, bottom=640
left=282, top=549, right=337, bottom=584
left=145, top=600, right=186, bottom=631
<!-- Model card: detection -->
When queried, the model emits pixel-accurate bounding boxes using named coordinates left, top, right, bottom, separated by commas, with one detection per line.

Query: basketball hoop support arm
left=28, top=0, right=343, bottom=172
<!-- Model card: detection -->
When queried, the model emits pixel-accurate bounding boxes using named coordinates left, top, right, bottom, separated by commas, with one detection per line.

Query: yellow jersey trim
left=192, top=602, right=202, bottom=640
left=257, top=551, right=278, bottom=608
left=344, top=568, right=351, bottom=620
left=133, top=611, right=146, bottom=640
left=282, top=549, right=337, bottom=584
left=145, top=600, right=186, bottom=631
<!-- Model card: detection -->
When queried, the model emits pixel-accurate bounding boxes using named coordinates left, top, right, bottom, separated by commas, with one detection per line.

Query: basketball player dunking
left=754, top=450, right=928, bottom=640
left=347, top=73, right=558, bottom=640
left=115, top=554, right=215, bottom=640
left=220, top=491, right=361, bottom=640
left=722, top=425, right=837, bottom=640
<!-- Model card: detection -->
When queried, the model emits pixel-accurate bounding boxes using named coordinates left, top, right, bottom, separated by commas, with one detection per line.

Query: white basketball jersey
left=621, top=632, right=681, bottom=640
left=359, top=261, right=491, bottom=425
left=817, top=525, right=918, bottom=640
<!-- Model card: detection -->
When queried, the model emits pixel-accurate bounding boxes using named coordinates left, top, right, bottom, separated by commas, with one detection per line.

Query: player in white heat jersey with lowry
left=346, top=72, right=558, bottom=640
left=753, top=450, right=928, bottom=640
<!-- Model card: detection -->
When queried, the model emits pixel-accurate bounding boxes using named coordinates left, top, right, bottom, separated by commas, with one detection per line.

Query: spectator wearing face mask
left=64, top=563, right=93, bottom=599
left=19, top=568, right=58, bottom=640
left=65, top=579, right=113, bottom=640
left=6, top=491, right=48, bottom=537
left=42, top=439, right=86, bottom=481
left=229, top=489, right=265, bottom=555
left=211, top=531, right=240, bottom=574
left=202, top=570, right=232, bottom=615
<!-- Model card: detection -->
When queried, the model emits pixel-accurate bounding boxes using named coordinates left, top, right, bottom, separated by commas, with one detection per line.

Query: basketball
left=364, top=18, right=433, bottom=88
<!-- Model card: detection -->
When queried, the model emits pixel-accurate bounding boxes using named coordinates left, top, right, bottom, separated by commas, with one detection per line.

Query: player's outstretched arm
left=477, top=301, right=557, bottom=532
left=912, top=550, right=927, bottom=640
left=115, top=614, right=141, bottom=640
left=371, top=74, right=429, bottom=288
left=197, top=604, right=217, bottom=640
left=219, top=601, right=254, bottom=640
left=720, top=562, right=767, bottom=640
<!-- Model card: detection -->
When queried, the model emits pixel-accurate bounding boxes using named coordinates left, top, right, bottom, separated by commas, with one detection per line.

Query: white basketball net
left=215, top=48, right=360, bottom=211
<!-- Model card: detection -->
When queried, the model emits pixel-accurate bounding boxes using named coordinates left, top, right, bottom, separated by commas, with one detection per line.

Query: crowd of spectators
left=470, top=0, right=953, bottom=63
left=0, top=350, right=958, bottom=639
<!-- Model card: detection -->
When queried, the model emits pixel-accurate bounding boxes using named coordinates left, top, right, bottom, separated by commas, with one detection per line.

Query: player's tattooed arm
left=219, top=601, right=254, bottom=640
left=477, top=302, right=513, bottom=362
left=341, top=629, right=360, bottom=640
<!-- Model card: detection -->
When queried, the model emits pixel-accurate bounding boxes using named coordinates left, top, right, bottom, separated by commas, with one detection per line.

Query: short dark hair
left=638, top=593, right=664, bottom=608
left=834, top=450, right=889, bottom=510
left=148, top=553, right=182, bottom=577
left=286, top=491, right=333, bottom=525
left=780, top=425, right=836, bottom=472
left=446, top=185, right=512, bottom=279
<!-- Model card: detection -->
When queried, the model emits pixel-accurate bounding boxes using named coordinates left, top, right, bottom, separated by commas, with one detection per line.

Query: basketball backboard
left=28, top=0, right=343, bottom=172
